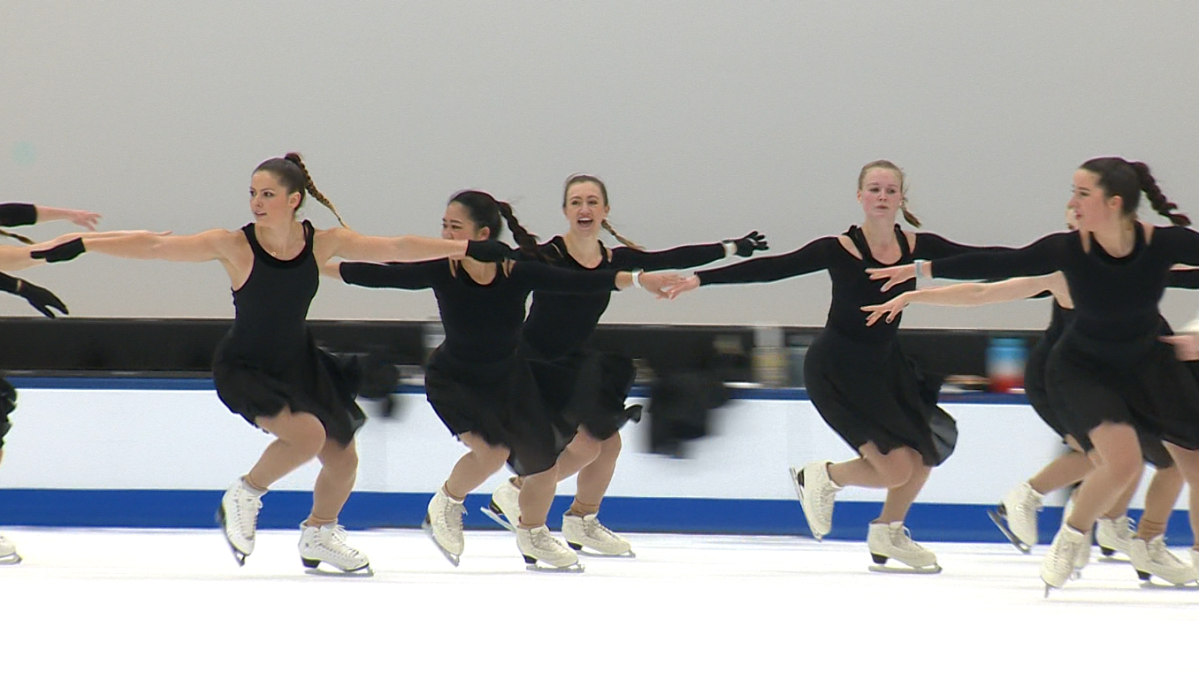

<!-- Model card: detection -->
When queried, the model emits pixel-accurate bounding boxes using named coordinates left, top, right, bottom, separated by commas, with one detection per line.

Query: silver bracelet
left=630, top=269, right=643, bottom=289
left=722, top=240, right=737, bottom=257
left=913, top=259, right=924, bottom=280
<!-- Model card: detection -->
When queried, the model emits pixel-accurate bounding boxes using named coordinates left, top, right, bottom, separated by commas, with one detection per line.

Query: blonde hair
left=858, top=159, right=922, bottom=228
left=563, top=173, right=645, bottom=250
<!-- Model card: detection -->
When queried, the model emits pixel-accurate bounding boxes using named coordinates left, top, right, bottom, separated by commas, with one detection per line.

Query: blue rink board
left=0, top=489, right=1191, bottom=547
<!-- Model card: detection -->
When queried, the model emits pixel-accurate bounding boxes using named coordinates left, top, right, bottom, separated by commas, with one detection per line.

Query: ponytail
left=1129, top=161, right=1190, bottom=227
left=496, top=201, right=541, bottom=259
left=283, top=153, right=349, bottom=228
left=0, top=229, right=35, bottom=245
left=601, top=219, right=645, bottom=250
left=899, top=203, right=923, bottom=229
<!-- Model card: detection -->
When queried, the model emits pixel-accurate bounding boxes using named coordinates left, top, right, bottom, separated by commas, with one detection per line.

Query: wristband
left=630, top=269, right=643, bottom=289
left=914, top=259, right=924, bottom=280
left=722, top=240, right=737, bottom=257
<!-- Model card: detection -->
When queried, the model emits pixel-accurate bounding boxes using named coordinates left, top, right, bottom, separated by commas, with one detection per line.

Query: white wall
left=1, top=385, right=1182, bottom=513
left=3, top=2, right=1198, bottom=328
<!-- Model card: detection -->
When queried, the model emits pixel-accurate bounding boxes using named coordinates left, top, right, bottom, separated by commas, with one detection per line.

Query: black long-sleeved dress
left=212, top=221, right=365, bottom=444
left=696, top=225, right=991, bottom=466
left=521, top=237, right=728, bottom=440
left=340, top=258, right=620, bottom=476
left=934, top=225, right=1199, bottom=452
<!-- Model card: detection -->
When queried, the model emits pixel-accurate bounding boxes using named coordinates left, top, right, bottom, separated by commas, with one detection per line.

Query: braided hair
left=253, top=153, right=349, bottom=228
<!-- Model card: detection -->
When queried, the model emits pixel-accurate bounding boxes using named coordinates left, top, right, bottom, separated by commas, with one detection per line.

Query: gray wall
left=4, top=1, right=1198, bottom=328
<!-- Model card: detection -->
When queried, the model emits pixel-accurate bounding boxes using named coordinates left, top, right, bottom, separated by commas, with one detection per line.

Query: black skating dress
left=522, top=237, right=726, bottom=441
left=0, top=203, right=39, bottom=446
left=212, top=221, right=365, bottom=445
left=696, top=225, right=994, bottom=466
left=1024, top=300, right=1175, bottom=468
left=934, top=225, right=1199, bottom=454
left=340, top=259, right=621, bottom=476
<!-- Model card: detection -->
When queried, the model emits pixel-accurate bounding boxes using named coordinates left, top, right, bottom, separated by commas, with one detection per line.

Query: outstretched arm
left=0, top=272, right=68, bottom=318
left=610, top=231, right=770, bottom=271
left=0, top=203, right=100, bottom=230
left=316, top=228, right=517, bottom=265
left=861, top=274, right=1064, bottom=325
left=870, top=232, right=1069, bottom=291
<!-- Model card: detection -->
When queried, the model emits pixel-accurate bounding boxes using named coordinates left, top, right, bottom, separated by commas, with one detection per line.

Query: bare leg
left=1028, top=447, right=1092, bottom=496
left=1104, top=466, right=1146, bottom=519
left=518, top=464, right=560, bottom=528
left=878, top=449, right=933, bottom=523
left=444, top=432, right=510, bottom=500
left=1135, top=465, right=1182, bottom=541
left=552, top=429, right=602, bottom=481
left=827, top=441, right=916, bottom=490
left=1162, top=444, right=1199, bottom=552
left=307, top=439, right=359, bottom=526
left=572, top=434, right=622, bottom=515
left=249, top=408, right=328, bottom=489
left=1065, top=423, right=1142, bottom=532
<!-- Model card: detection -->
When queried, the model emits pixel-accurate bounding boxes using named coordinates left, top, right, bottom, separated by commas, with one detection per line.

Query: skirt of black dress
left=212, top=332, right=365, bottom=446
left=803, top=327, right=956, bottom=467
left=525, top=344, right=640, bottom=442
left=1047, top=327, right=1199, bottom=453
left=424, top=344, right=575, bottom=476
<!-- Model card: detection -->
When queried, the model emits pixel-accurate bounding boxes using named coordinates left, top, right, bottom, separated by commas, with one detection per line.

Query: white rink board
left=1, top=385, right=1183, bottom=510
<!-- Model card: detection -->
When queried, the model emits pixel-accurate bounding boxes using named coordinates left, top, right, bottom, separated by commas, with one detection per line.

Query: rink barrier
left=0, top=489, right=1191, bottom=547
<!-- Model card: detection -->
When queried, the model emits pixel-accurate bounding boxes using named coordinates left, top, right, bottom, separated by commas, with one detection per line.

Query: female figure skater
left=868, top=157, right=1199, bottom=591
left=32, top=155, right=512, bottom=573
left=863, top=258, right=1199, bottom=585
left=484, top=174, right=768, bottom=557
left=331, top=190, right=675, bottom=570
left=658, top=160, right=1001, bottom=572
left=0, top=201, right=100, bottom=564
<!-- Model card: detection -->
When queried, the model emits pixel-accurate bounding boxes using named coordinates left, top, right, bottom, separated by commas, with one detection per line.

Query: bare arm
left=861, top=274, right=1064, bottom=326
left=315, top=227, right=469, bottom=264
left=34, top=205, right=101, bottom=230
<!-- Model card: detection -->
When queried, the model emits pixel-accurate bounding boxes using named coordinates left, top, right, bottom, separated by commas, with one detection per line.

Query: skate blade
left=1135, top=571, right=1199, bottom=589
left=0, top=553, right=22, bottom=565
left=303, top=564, right=375, bottom=578
left=569, top=546, right=636, bottom=559
left=868, top=563, right=942, bottom=575
left=216, top=505, right=250, bottom=567
left=524, top=561, right=585, bottom=573
left=421, top=518, right=461, bottom=567
left=986, top=508, right=1031, bottom=554
left=479, top=504, right=517, bottom=532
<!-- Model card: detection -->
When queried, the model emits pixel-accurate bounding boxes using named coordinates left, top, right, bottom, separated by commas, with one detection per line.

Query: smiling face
left=563, top=179, right=610, bottom=236
left=1068, top=169, right=1122, bottom=232
left=857, top=167, right=903, bottom=221
left=441, top=202, right=490, bottom=241
left=249, top=170, right=302, bottom=225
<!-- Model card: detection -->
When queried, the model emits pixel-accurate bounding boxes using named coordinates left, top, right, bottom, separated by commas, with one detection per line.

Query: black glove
left=725, top=231, right=769, bottom=257
left=31, top=237, right=87, bottom=263
left=466, top=239, right=518, bottom=262
left=0, top=273, right=68, bottom=318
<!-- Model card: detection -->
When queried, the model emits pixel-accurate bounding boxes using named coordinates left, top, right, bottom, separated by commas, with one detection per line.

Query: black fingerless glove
left=725, top=230, right=769, bottom=257
left=466, top=239, right=518, bottom=262
left=0, top=272, right=69, bottom=318
left=31, top=237, right=87, bottom=263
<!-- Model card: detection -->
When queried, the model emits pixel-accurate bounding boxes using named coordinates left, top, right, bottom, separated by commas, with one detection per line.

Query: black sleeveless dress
left=934, top=225, right=1199, bottom=453
left=1025, top=301, right=1172, bottom=468
left=339, top=258, right=620, bottom=476
left=211, top=221, right=365, bottom=445
left=522, top=236, right=726, bottom=441
left=696, top=225, right=978, bottom=466
left=0, top=203, right=40, bottom=447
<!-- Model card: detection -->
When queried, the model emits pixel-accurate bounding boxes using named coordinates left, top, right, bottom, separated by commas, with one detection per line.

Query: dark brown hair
left=253, top=153, right=349, bottom=228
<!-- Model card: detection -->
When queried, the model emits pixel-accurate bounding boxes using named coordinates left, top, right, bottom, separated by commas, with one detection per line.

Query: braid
left=495, top=201, right=542, bottom=259
left=899, top=203, right=923, bottom=228
left=601, top=219, right=645, bottom=250
left=284, top=152, right=349, bottom=228
left=0, top=229, right=35, bottom=245
left=1130, top=161, right=1191, bottom=227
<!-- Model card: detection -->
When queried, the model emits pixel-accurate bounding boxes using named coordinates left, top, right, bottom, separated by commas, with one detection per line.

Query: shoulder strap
left=894, top=224, right=912, bottom=257
left=844, top=225, right=872, bottom=261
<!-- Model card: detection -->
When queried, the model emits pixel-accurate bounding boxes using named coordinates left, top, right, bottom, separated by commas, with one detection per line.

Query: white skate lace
left=235, top=490, right=262, bottom=538
left=1147, top=537, right=1185, bottom=568
left=441, top=498, right=466, bottom=529
left=890, top=526, right=926, bottom=552
left=322, top=525, right=362, bottom=561
left=583, top=517, right=619, bottom=542
left=532, top=528, right=566, bottom=553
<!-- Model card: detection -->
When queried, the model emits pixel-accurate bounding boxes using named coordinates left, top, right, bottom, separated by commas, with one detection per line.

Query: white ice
left=2, top=528, right=1196, bottom=671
